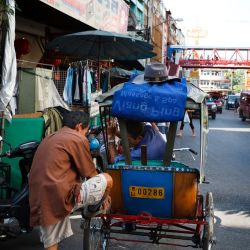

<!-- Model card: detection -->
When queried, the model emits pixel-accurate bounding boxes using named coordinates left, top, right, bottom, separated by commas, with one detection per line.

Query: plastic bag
left=184, top=111, right=190, bottom=123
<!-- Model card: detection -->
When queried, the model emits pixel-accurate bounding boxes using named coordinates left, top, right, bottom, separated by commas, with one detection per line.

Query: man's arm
left=107, top=118, right=119, bottom=163
left=73, top=138, right=98, bottom=178
left=108, top=141, right=118, bottom=164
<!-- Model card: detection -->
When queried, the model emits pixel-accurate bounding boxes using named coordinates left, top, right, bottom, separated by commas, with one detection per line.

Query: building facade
left=129, top=0, right=144, bottom=30
left=199, top=69, right=231, bottom=92
left=127, top=0, right=169, bottom=63
left=14, top=0, right=129, bottom=65
left=11, top=0, right=183, bottom=68
left=166, top=11, right=184, bottom=47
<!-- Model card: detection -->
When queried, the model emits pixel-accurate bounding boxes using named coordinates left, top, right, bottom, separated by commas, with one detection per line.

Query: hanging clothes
left=64, top=60, right=108, bottom=109
left=79, top=66, right=84, bottom=105
left=95, top=70, right=99, bottom=91
left=63, top=66, right=73, bottom=104
left=73, top=67, right=80, bottom=102
left=71, top=67, right=76, bottom=101
left=90, top=70, right=97, bottom=93
left=101, top=70, right=109, bottom=93
left=83, top=68, right=92, bottom=107
left=43, top=107, right=63, bottom=136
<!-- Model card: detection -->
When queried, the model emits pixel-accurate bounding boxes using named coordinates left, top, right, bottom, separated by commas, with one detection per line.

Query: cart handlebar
left=173, top=148, right=198, bottom=155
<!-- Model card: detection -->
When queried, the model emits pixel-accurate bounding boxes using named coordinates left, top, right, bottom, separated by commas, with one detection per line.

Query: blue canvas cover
left=111, top=78, right=187, bottom=122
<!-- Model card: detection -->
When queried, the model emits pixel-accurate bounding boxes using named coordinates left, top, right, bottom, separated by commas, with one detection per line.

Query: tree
left=225, top=70, right=245, bottom=92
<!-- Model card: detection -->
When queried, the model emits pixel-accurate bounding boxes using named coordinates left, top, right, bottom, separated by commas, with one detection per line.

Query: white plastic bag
left=184, top=111, right=190, bottom=123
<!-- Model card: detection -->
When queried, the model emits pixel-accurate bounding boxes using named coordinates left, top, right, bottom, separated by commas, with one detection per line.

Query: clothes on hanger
left=63, top=66, right=73, bottom=104
left=100, top=70, right=109, bottom=93
left=63, top=60, right=108, bottom=108
left=83, top=67, right=92, bottom=107
left=73, top=68, right=80, bottom=101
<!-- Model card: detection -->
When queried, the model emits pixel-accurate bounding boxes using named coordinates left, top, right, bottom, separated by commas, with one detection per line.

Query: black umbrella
left=48, top=30, right=156, bottom=60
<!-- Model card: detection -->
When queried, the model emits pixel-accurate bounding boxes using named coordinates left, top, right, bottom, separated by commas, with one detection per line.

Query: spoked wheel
left=202, top=192, right=216, bottom=250
left=82, top=216, right=110, bottom=250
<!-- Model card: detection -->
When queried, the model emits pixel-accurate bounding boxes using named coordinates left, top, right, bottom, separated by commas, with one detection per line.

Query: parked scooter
left=0, top=136, right=39, bottom=239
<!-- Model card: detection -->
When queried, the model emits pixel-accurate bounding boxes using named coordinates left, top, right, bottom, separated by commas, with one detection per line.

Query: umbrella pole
left=86, top=60, right=89, bottom=114
left=108, top=59, right=111, bottom=89
left=98, top=38, right=101, bottom=91
left=98, top=61, right=100, bottom=91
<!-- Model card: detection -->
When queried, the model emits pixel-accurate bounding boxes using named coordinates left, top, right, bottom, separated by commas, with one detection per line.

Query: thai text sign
left=112, top=79, right=187, bottom=122
left=39, top=0, right=129, bottom=34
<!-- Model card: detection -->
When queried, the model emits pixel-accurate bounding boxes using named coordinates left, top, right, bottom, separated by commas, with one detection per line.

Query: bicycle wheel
left=83, top=217, right=109, bottom=250
left=202, top=192, right=216, bottom=250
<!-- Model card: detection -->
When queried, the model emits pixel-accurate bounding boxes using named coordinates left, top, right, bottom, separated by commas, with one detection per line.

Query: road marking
left=210, top=127, right=250, bottom=132
left=215, top=209, right=250, bottom=229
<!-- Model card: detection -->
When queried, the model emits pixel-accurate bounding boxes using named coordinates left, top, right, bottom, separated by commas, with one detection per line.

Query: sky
left=163, top=0, right=250, bottom=47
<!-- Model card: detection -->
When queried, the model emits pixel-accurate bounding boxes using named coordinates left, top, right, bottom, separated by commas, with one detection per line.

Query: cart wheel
left=202, top=192, right=216, bottom=250
left=82, top=217, right=110, bottom=250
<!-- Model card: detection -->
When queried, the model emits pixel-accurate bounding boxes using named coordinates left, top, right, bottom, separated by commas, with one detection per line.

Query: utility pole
left=145, top=0, right=151, bottom=42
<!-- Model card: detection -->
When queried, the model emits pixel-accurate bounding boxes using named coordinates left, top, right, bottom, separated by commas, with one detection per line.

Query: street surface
left=1, top=109, right=250, bottom=250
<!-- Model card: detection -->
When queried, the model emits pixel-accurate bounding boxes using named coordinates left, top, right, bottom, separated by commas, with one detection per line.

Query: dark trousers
left=180, top=113, right=194, bottom=130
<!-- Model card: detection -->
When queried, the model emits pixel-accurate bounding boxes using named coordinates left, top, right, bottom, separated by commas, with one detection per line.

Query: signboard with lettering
left=111, top=79, right=187, bottom=122
left=39, top=0, right=129, bottom=34
left=189, top=69, right=199, bottom=79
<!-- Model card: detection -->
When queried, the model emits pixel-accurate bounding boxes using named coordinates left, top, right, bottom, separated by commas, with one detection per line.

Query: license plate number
left=129, top=186, right=165, bottom=199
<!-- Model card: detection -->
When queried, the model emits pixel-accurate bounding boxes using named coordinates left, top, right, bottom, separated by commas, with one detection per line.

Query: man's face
left=127, top=134, right=142, bottom=147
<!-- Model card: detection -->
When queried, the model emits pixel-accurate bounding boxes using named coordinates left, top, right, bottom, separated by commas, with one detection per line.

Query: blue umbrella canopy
left=48, top=30, right=156, bottom=60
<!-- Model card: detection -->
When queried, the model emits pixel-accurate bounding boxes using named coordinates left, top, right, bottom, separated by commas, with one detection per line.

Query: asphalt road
left=1, top=108, right=250, bottom=250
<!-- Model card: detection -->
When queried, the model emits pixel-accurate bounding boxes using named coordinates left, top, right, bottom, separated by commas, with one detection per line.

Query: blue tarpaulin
left=111, top=78, right=187, bottom=122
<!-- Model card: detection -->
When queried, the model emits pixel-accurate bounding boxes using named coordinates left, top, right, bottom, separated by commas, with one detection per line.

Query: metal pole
left=0, top=111, right=5, bottom=155
left=163, top=121, right=178, bottom=166
left=118, top=118, right=132, bottom=165
left=0, top=0, right=8, bottom=85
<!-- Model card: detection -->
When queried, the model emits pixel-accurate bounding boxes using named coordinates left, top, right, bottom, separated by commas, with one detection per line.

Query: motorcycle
left=0, top=136, right=39, bottom=239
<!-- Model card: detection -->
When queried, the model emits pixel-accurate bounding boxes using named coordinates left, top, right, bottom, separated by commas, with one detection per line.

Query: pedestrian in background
left=234, top=98, right=240, bottom=113
left=177, top=110, right=195, bottom=137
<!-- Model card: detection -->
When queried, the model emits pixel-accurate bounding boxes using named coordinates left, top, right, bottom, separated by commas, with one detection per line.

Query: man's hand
left=102, top=195, right=111, bottom=212
left=107, top=118, right=118, bottom=139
